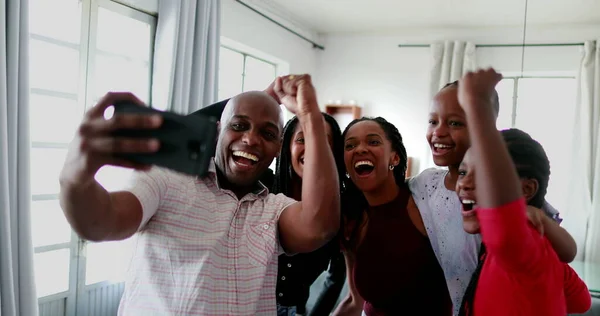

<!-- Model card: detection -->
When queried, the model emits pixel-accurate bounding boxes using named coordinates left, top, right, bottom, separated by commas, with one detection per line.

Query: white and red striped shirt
left=118, top=160, right=296, bottom=315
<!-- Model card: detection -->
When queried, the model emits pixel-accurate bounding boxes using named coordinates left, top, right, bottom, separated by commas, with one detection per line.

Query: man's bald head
left=220, top=91, right=284, bottom=129
left=214, top=91, right=284, bottom=190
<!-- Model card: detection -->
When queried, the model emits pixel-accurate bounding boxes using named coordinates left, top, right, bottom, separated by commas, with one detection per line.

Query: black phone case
left=111, top=101, right=217, bottom=177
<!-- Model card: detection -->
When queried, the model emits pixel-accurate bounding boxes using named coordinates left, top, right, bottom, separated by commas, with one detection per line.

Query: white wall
left=220, top=0, right=320, bottom=76
left=314, top=24, right=600, bottom=174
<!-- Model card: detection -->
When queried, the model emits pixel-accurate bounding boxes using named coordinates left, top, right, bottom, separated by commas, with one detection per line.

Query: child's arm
left=526, top=206, right=577, bottom=262
left=541, top=209, right=577, bottom=262
left=458, top=69, right=541, bottom=270
left=563, top=264, right=592, bottom=314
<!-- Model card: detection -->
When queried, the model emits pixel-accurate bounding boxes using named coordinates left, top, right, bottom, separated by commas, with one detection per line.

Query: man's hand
left=60, top=92, right=162, bottom=187
left=273, top=74, right=319, bottom=118
left=264, top=79, right=281, bottom=104
left=526, top=205, right=546, bottom=235
left=458, top=68, right=503, bottom=114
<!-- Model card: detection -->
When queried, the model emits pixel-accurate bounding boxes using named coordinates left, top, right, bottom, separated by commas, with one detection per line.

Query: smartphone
left=111, top=101, right=217, bottom=177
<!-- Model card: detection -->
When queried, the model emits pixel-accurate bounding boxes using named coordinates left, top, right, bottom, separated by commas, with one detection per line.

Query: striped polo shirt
left=117, top=160, right=296, bottom=315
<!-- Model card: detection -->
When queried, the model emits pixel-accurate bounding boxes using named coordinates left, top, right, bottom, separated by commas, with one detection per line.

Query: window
left=28, top=0, right=155, bottom=310
left=218, top=46, right=278, bottom=100
left=496, top=77, right=577, bottom=214
left=218, top=46, right=280, bottom=171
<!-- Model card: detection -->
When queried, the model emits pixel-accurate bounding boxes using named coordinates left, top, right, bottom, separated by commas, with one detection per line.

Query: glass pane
left=95, top=166, right=135, bottom=192
left=85, top=239, right=135, bottom=285
left=243, top=56, right=276, bottom=92
left=218, top=47, right=244, bottom=100
left=30, top=93, right=81, bottom=143
left=30, top=148, right=68, bottom=195
left=495, top=78, right=514, bottom=131
left=514, top=78, right=577, bottom=213
left=31, top=200, right=72, bottom=248
left=34, top=249, right=70, bottom=297
left=96, top=7, right=152, bottom=61
left=29, top=0, right=82, bottom=44
left=29, top=39, right=80, bottom=94
left=94, top=53, right=150, bottom=103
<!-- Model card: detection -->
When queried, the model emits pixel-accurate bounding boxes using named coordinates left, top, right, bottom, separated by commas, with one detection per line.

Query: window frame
left=29, top=1, right=157, bottom=312
left=500, top=75, right=577, bottom=128
left=219, top=44, right=278, bottom=96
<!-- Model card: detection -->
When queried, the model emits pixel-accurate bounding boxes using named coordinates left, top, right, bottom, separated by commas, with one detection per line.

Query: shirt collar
left=207, top=158, right=268, bottom=196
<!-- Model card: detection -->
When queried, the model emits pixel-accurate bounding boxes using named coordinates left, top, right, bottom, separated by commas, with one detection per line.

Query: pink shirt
left=117, top=160, right=296, bottom=315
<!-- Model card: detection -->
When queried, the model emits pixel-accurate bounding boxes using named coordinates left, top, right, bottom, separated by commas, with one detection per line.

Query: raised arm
left=59, top=92, right=162, bottom=241
left=458, top=69, right=539, bottom=268
left=276, top=75, right=341, bottom=253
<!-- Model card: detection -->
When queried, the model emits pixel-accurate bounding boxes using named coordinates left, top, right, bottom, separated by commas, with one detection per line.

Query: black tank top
left=353, top=185, right=452, bottom=316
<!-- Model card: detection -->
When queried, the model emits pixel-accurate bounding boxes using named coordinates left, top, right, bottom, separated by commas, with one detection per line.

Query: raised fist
left=458, top=68, right=503, bottom=113
left=274, top=74, right=319, bottom=118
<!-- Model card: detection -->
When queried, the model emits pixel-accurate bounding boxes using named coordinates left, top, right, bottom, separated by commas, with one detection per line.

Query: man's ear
left=215, top=121, right=221, bottom=143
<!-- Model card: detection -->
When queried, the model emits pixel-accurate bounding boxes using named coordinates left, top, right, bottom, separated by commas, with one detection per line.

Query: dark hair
left=341, top=117, right=408, bottom=250
left=272, top=113, right=346, bottom=197
left=459, top=128, right=551, bottom=316
left=501, top=128, right=550, bottom=209
left=442, top=80, right=500, bottom=117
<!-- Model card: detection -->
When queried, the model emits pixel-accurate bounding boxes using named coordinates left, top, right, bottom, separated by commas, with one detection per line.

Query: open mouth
left=460, top=198, right=477, bottom=217
left=432, top=143, right=454, bottom=156
left=232, top=150, right=259, bottom=167
left=299, top=155, right=304, bottom=165
left=354, top=160, right=375, bottom=177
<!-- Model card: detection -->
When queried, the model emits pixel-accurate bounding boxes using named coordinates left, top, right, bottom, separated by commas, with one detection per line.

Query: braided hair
left=341, top=117, right=409, bottom=251
left=458, top=128, right=551, bottom=316
left=442, top=80, right=500, bottom=117
left=502, top=128, right=550, bottom=208
left=272, top=113, right=346, bottom=197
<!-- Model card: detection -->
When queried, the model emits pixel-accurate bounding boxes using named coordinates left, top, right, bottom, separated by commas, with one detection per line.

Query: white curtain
left=565, top=40, right=600, bottom=263
left=429, top=41, right=477, bottom=98
left=422, top=41, right=477, bottom=171
left=152, top=0, right=220, bottom=114
left=0, top=0, right=39, bottom=315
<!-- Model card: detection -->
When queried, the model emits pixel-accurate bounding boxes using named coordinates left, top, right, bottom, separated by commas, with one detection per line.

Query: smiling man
left=213, top=91, right=284, bottom=197
left=58, top=75, right=340, bottom=315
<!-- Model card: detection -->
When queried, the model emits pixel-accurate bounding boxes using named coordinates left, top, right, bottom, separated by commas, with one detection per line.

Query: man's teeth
left=434, top=143, right=452, bottom=149
left=354, top=160, right=374, bottom=168
left=232, top=151, right=258, bottom=162
left=462, top=199, right=476, bottom=205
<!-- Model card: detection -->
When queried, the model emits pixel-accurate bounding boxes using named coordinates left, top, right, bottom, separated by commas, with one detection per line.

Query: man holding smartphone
left=58, top=75, right=340, bottom=315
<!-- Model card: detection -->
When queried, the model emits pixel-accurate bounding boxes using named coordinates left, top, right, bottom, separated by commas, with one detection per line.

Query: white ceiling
left=251, top=0, right=600, bottom=34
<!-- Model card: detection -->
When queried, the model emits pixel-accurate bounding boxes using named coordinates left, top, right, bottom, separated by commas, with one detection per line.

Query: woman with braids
left=454, top=69, right=590, bottom=315
left=333, top=117, right=452, bottom=316
left=273, top=113, right=348, bottom=316
left=409, top=78, right=576, bottom=315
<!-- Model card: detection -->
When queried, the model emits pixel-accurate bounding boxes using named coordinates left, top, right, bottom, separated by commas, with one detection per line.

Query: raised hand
left=273, top=74, right=319, bottom=118
left=60, top=92, right=162, bottom=186
left=457, top=68, right=503, bottom=113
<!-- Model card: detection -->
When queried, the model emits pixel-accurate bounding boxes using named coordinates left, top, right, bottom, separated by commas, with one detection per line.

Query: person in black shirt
left=190, top=85, right=346, bottom=315
left=272, top=113, right=347, bottom=316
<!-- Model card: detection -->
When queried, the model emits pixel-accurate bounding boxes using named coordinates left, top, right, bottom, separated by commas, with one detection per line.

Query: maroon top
left=353, top=185, right=452, bottom=316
